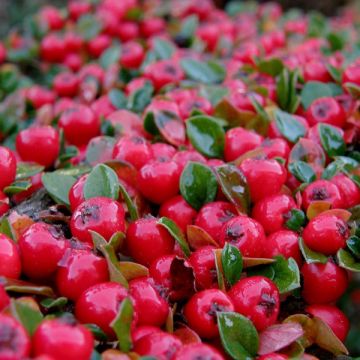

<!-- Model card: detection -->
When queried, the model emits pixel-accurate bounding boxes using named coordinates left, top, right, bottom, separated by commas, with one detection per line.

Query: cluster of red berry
left=0, top=0, right=360, bottom=359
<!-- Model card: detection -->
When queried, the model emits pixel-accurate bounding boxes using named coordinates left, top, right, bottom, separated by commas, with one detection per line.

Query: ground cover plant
left=1, top=0, right=360, bottom=359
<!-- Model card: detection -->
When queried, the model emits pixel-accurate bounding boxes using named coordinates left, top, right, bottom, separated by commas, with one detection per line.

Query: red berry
left=152, top=143, right=177, bottom=161
left=59, top=105, right=100, bottom=146
left=138, top=160, right=180, bottom=204
left=0, top=191, right=9, bottom=217
left=130, top=277, right=169, bottom=327
left=219, top=215, right=265, bottom=257
left=301, top=262, right=348, bottom=304
left=75, top=282, right=129, bottom=337
left=228, top=276, right=280, bottom=331
left=140, top=17, right=166, bottom=38
left=134, top=331, right=182, bottom=360
left=252, top=194, right=297, bottom=234
left=41, top=34, right=66, bottom=63
left=0, top=234, right=21, bottom=279
left=68, top=1, right=91, bottom=21
left=305, top=97, right=346, bottom=128
left=195, top=201, right=237, bottom=242
left=149, top=254, right=175, bottom=292
left=261, top=138, right=291, bottom=159
left=19, top=222, right=69, bottom=280
left=87, top=34, right=111, bottom=58
left=239, top=158, right=287, bottom=203
left=69, top=174, right=87, bottom=212
left=132, top=325, right=162, bottom=344
left=342, top=61, right=360, bottom=86
left=16, top=126, right=60, bottom=168
left=0, top=146, right=16, bottom=190
left=184, top=289, right=234, bottom=338
left=25, top=85, right=56, bottom=109
left=224, top=127, right=263, bottom=162
left=40, top=6, right=64, bottom=30
left=306, top=304, right=349, bottom=342
left=53, top=72, right=79, bottom=97
left=120, top=41, right=145, bottom=69
left=112, top=135, right=154, bottom=170
left=257, top=354, right=288, bottom=360
left=330, top=173, right=360, bottom=209
left=70, top=197, right=126, bottom=245
left=56, top=249, right=109, bottom=301
left=0, top=285, right=9, bottom=311
left=126, top=218, right=174, bottom=266
left=303, top=61, right=331, bottom=83
left=302, top=179, right=343, bottom=210
left=0, top=314, right=31, bottom=359
left=174, top=343, right=225, bottom=360
left=303, top=213, right=349, bottom=255
left=172, top=150, right=207, bottom=172
left=32, top=319, right=94, bottom=360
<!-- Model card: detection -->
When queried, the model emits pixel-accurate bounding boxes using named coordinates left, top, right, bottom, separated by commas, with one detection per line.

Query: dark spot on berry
left=219, top=210, right=235, bottom=224
left=79, top=204, right=100, bottom=224
left=164, top=64, right=177, bottom=75
left=313, top=102, right=330, bottom=118
left=0, top=324, right=17, bottom=351
left=208, top=302, right=230, bottom=322
left=131, top=136, right=145, bottom=145
left=225, top=223, right=244, bottom=243
left=311, top=187, right=329, bottom=201
left=258, top=292, right=277, bottom=318
left=336, top=221, right=348, bottom=237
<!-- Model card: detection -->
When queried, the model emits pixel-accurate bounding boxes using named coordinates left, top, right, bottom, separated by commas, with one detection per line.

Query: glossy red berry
left=138, top=160, right=180, bottom=204
left=75, top=282, right=129, bottom=337
left=219, top=215, right=266, bottom=257
left=252, top=194, right=298, bottom=234
left=330, top=173, right=360, bottom=209
left=40, top=5, right=64, bottom=30
left=224, top=127, right=263, bottom=162
left=159, top=195, right=197, bottom=232
left=184, top=289, right=234, bottom=338
left=264, top=230, right=302, bottom=265
left=112, top=135, right=154, bottom=170
left=195, top=201, right=237, bottom=242
left=0, top=285, right=9, bottom=311
left=130, top=277, right=169, bottom=327
left=0, top=233, right=21, bottom=279
left=126, top=218, right=174, bottom=266
left=19, top=222, right=69, bottom=280
left=257, top=354, right=289, bottom=360
left=228, top=276, right=280, bottom=331
left=87, top=34, right=111, bottom=58
left=0, top=190, right=9, bottom=216
left=342, top=61, right=360, bottom=86
left=132, top=325, right=162, bottom=344
left=40, top=34, right=66, bottom=63
left=69, top=174, right=87, bottom=212
left=16, top=126, right=60, bottom=168
left=179, top=96, right=213, bottom=120
left=56, top=249, right=109, bottom=301
left=134, top=331, right=182, bottom=360
left=306, top=304, right=350, bottom=342
left=53, top=72, right=79, bottom=97
left=302, top=179, right=343, bottom=210
left=261, top=138, right=291, bottom=159
left=0, top=314, right=31, bottom=359
left=32, top=319, right=94, bottom=360
left=301, top=262, right=348, bottom=304
left=303, top=61, right=331, bottom=83
left=172, top=150, right=207, bottom=172
left=59, top=105, right=100, bottom=146
left=0, top=146, right=16, bottom=190
left=149, top=254, right=175, bottom=292
left=303, top=213, right=349, bottom=255
left=305, top=97, right=346, bottom=128
left=239, top=158, right=287, bottom=203
left=174, top=343, right=225, bottom=360
left=70, top=197, right=125, bottom=245
left=120, top=41, right=145, bottom=69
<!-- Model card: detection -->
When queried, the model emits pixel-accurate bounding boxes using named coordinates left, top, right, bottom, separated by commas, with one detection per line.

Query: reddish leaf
left=174, top=325, right=201, bottom=345
left=169, top=257, right=196, bottom=301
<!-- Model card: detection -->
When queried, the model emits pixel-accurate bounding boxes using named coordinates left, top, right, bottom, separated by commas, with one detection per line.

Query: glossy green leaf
left=100, top=44, right=121, bottom=69
left=3, top=180, right=32, bottom=195
left=285, top=209, right=306, bottom=231
left=276, top=68, right=300, bottom=114
left=111, top=297, right=133, bottom=352
left=3, top=277, right=54, bottom=297
left=215, top=164, right=250, bottom=214
left=84, top=164, right=119, bottom=200
left=11, top=299, right=43, bottom=335
left=181, top=58, right=225, bottom=84
left=257, top=58, right=284, bottom=77
left=217, top=311, right=259, bottom=360
left=16, top=163, right=44, bottom=180
left=337, top=249, right=360, bottom=272
left=0, top=217, right=15, bottom=241
left=221, top=243, right=243, bottom=286
left=127, top=81, right=153, bottom=113
left=86, top=324, right=108, bottom=342
left=118, top=181, right=139, bottom=222
left=186, top=115, right=225, bottom=158
left=153, top=38, right=175, bottom=60
left=346, top=235, right=360, bottom=260
left=178, top=15, right=198, bottom=41
left=76, top=14, right=102, bottom=40
left=85, top=136, right=116, bottom=166
left=318, top=123, right=346, bottom=157
left=288, top=161, right=316, bottom=183
left=180, top=162, right=218, bottom=210
left=109, top=89, right=127, bottom=109
left=326, top=64, right=342, bottom=83
left=199, top=85, right=228, bottom=106
left=270, top=256, right=301, bottom=294
left=157, top=217, right=191, bottom=258
left=274, top=109, right=306, bottom=143
left=42, top=172, right=77, bottom=206
left=299, top=237, right=328, bottom=264
left=40, top=297, right=68, bottom=310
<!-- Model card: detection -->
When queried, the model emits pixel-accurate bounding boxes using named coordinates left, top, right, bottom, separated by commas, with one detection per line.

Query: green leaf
left=337, top=249, right=360, bottom=272
left=199, top=85, right=228, bottom=106
left=42, top=172, right=77, bottom=206
left=326, top=64, right=342, bottom=83
left=3, top=180, right=32, bottom=195
left=346, top=235, right=360, bottom=260
left=85, top=324, right=108, bottom=342
left=215, top=164, right=250, bottom=214
left=118, top=182, right=139, bottom=222
left=0, top=217, right=15, bottom=241
left=217, top=312, right=259, bottom=360
left=85, top=136, right=116, bottom=166
left=90, top=350, right=101, bottom=360
left=276, top=68, right=300, bottom=114
left=76, top=14, right=102, bottom=41
left=327, top=32, right=346, bottom=52
left=180, top=162, right=218, bottom=210
left=299, top=237, right=328, bottom=264
left=318, top=124, right=346, bottom=157
left=157, top=217, right=191, bottom=258
left=270, top=256, right=301, bottom=294
left=300, top=81, right=343, bottom=109
left=109, top=89, right=127, bottom=109
left=16, top=163, right=44, bottom=180
left=186, top=115, right=225, bottom=158
left=274, top=109, right=306, bottom=143
left=257, top=58, right=284, bottom=77
left=127, top=81, right=154, bottom=113
left=288, top=161, right=316, bottom=183
left=153, top=38, right=175, bottom=60
left=99, top=44, right=121, bottom=69
left=179, top=15, right=198, bottom=40
left=11, top=299, right=43, bottom=335
left=111, top=297, right=133, bottom=352
left=343, top=82, right=360, bottom=99
left=222, top=243, right=243, bottom=286
left=40, top=297, right=68, bottom=310
left=84, top=164, right=119, bottom=200
left=181, top=58, right=225, bottom=84
left=285, top=209, right=306, bottom=231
